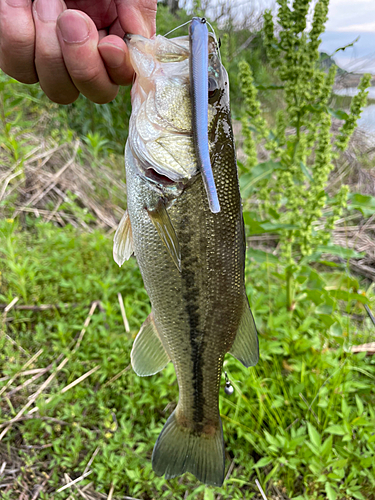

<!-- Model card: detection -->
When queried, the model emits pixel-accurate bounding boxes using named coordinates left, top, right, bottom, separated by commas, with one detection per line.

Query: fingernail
left=98, top=43, right=125, bottom=69
left=57, top=11, right=90, bottom=44
left=35, top=0, right=64, bottom=22
left=6, top=0, right=30, bottom=7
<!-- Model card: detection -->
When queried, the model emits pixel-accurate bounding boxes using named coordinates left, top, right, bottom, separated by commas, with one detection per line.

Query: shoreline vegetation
left=1, top=1, right=375, bottom=499
left=335, top=73, right=375, bottom=90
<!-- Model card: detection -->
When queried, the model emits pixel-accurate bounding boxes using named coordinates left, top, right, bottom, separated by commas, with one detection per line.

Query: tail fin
left=152, top=410, right=225, bottom=486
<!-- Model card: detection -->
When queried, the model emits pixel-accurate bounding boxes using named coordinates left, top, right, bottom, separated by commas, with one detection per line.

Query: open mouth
left=145, top=167, right=177, bottom=187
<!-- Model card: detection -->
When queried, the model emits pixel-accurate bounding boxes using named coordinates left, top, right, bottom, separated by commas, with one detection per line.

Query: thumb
left=114, top=0, right=157, bottom=38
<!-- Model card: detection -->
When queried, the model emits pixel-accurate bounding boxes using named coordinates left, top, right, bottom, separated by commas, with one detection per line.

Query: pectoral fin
left=131, top=312, right=170, bottom=376
left=229, top=296, right=259, bottom=368
left=113, top=209, right=134, bottom=267
left=147, top=200, right=181, bottom=272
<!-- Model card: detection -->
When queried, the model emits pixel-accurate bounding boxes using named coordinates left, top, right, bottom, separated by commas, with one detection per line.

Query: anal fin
left=229, top=295, right=259, bottom=368
left=147, top=199, right=181, bottom=272
left=131, top=312, right=170, bottom=376
left=113, top=209, right=134, bottom=267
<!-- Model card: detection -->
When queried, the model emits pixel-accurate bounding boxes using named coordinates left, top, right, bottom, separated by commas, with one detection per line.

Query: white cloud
left=334, top=22, right=375, bottom=32
left=326, top=0, right=375, bottom=32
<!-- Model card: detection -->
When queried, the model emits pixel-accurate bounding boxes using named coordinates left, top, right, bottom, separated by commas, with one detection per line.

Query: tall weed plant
left=236, top=3, right=375, bottom=496
left=239, top=0, right=371, bottom=310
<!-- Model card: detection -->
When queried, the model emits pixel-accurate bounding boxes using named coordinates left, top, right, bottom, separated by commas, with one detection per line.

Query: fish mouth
left=124, top=33, right=190, bottom=72
left=129, top=143, right=189, bottom=195
left=126, top=33, right=198, bottom=186
left=143, top=165, right=180, bottom=188
left=125, top=29, right=228, bottom=196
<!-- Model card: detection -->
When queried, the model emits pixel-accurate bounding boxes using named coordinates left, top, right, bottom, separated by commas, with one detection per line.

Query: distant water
left=334, top=87, right=375, bottom=134
left=321, top=32, right=375, bottom=74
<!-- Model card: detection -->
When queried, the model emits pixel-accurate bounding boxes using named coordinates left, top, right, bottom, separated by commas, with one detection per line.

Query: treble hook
left=224, top=371, right=234, bottom=396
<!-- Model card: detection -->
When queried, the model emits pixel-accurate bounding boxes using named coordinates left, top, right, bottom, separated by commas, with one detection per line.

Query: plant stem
left=286, top=268, right=294, bottom=311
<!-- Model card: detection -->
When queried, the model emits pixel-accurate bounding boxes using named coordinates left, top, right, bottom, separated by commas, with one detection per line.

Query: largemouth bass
left=114, top=21, right=258, bottom=486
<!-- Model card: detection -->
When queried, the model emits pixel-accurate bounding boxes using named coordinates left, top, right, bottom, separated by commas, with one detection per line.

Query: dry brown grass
left=0, top=135, right=126, bottom=233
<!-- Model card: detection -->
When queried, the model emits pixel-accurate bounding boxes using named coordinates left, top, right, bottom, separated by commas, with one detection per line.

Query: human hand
left=0, top=0, right=157, bottom=104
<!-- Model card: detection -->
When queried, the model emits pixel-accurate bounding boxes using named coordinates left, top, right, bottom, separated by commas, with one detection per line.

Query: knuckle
left=67, top=65, right=118, bottom=103
left=69, top=65, right=102, bottom=86
left=0, top=29, right=37, bottom=82
left=35, top=46, right=61, bottom=64
left=1, top=29, right=34, bottom=54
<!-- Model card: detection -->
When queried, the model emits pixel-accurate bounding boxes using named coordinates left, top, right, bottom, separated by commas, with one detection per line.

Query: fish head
left=125, top=32, right=230, bottom=192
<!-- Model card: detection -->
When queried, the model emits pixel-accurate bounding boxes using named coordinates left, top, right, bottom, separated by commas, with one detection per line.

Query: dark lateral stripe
left=181, top=229, right=205, bottom=425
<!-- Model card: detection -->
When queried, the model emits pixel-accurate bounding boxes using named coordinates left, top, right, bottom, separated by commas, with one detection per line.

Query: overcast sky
left=321, top=0, right=375, bottom=73
left=223, top=0, right=375, bottom=73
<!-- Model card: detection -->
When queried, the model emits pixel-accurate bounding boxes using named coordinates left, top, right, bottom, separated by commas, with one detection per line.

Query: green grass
left=1, top=218, right=375, bottom=500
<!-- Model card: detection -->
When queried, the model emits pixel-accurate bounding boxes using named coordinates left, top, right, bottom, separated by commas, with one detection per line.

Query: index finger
left=114, top=0, right=157, bottom=38
left=0, top=0, right=37, bottom=83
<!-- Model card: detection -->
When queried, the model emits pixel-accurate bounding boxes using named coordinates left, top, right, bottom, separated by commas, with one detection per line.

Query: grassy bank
left=1, top=213, right=375, bottom=500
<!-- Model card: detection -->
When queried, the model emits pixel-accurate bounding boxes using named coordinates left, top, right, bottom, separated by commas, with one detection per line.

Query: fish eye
left=208, top=77, right=220, bottom=103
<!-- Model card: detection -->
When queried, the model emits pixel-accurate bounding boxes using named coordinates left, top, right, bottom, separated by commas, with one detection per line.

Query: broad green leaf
left=264, top=430, right=280, bottom=447
left=304, top=289, right=323, bottom=305
left=306, top=441, right=320, bottom=457
left=242, top=213, right=266, bottom=234
left=307, top=423, right=321, bottom=449
left=360, top=456, right=373, bottom=468
left=355, top=394, right=364, bottom=415
left=320, top=435, right=333, bottom=457
left=186, top=486, right=206, bottom=500
left=237, top=160, right=247, bottom=173
left=247, top=248, right=279, bottom=264
left=204, top=489, right=215, bottom=500
left=331, top=290, right=369, bottom=304
left=349, top=192, right=375, bottom=216
left=253, top=457, right=273, bottom=468
left=299, top=161, right=313, bottom=180
left=325, top=482, right=337, bottom=500
left=332, top=458, right=348, bottom=469
left=316, top=244, right=365, bottom=259
left=239, top=160, right=280, bottom=195
left=328, top=108, right=349, bottom=120
left=350, top=491, right=366, bottom=500
left=324, top=425, right=346, bottom=435
left=316, top=303, right=334, bottom=315
left=260, top=222, right=299, bottom=231
left=330, top=322, right=343, bottom=337
left=304, top=103, right=324, bottom=114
